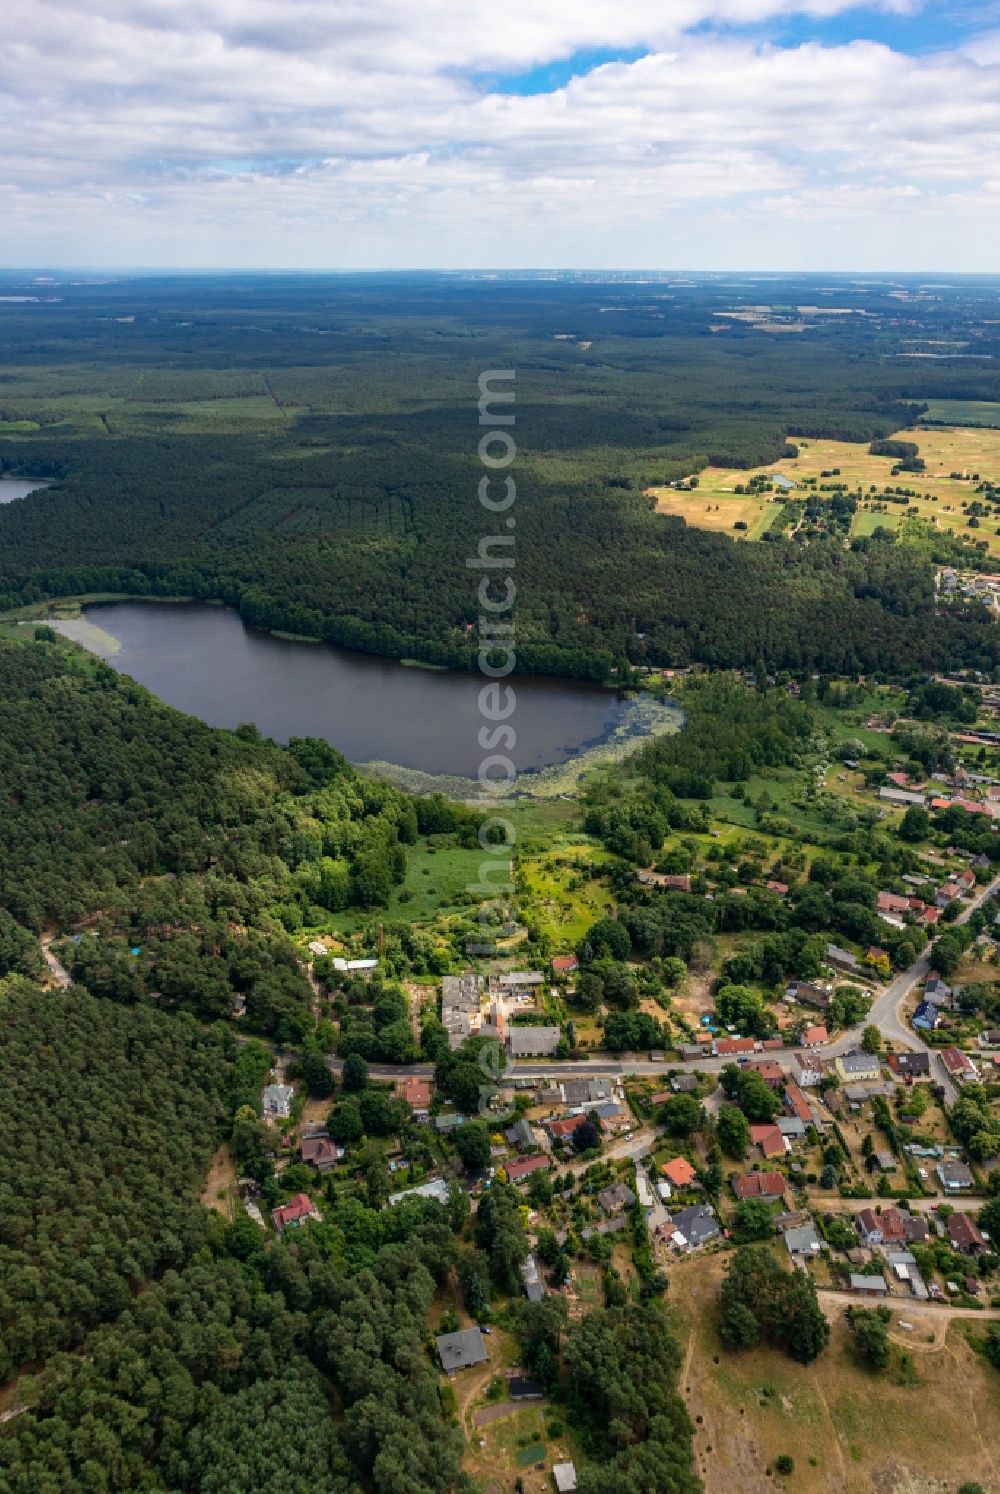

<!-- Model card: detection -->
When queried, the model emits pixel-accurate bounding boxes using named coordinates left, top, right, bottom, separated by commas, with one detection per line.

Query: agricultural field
left=672, top=1255, right=1000, bottom=1494
left=922, top=398, right=1000, bottom=428
left=648, top=424, right=1000, bottom=554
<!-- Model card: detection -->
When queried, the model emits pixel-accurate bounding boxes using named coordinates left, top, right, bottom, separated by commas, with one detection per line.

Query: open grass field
left=647, top=423, right=1000, bottom=554
left=518, top=841, right=617, bottom=944
left=670, top=1254, right=1000, bottom=1494
left=922, top=398, right=1000, bottom=428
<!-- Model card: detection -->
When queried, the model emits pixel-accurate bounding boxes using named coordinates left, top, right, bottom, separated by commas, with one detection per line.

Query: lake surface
left=0, top=478, right=49, bottom=503
left=52, top=601, right=641, bottom=778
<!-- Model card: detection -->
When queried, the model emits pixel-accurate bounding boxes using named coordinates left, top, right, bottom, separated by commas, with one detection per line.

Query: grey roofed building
left=874, top=1151, right=896, bottom=1172
left=849, top=1273, right=888, bottom=1295
left=776, top=1116, right=807, bottom=1139
left=591, top=1101, right=624, bottom=1122
left=840, top=1052, right=880, bottom=1078
left=262, top=1083, right=293, bottom=1119
left=505, top=1117, right=537, bottom=1149
left=784, top=1223, right=821, bottom=1257
left=436, top=1327, right=489, bottom=1373
left=521, top=1253, right=545, bottom=1302
left=387, top=1177, right=451, bottom=1208
left=553, top=1463, right=578, bottom=1494
left=671, top=1073, right=699, bottom=1092
left=936, top=1160, right=974, bottom=1191
left=562, top=1076, right=613, bottom=1106
left=825, top=944, right=859, bottom=972
left=878, top=786, right=927, bottom=807
left=442, top=972, right=484, bottom=1049
left=434, top=1112, right=464, bottom=1133
left=597, top=1182, right=636, bottom=1214
left=670, top=1204, right=719, bottom=1249
left=508, top=1026, right=562, bottom=1058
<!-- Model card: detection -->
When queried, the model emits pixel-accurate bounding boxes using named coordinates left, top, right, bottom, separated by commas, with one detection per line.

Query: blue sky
left=3, top=0, right=1000, bottom=269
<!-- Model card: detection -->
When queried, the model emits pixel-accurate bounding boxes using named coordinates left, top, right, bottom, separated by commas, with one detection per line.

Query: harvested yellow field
left=651, top=489, right=782, bottom=537
left=648, top=424, right=1000, bottom=553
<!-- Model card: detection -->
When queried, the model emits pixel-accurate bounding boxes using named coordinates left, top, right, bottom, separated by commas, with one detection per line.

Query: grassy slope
left=671, top=1254, right=1000, bottom=1494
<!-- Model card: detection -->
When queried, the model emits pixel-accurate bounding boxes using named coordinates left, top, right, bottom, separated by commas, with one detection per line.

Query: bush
left=775, top=1455, right=794, bottom=1475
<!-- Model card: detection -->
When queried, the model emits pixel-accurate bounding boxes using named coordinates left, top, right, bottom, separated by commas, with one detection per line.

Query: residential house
left=925, top=974, right=956, bottom=1009
left=597, top=1182, right=636, bottom=1214
left=299, top=1130, right=343, bottom=1172
left=715, top=1036, right=755, bottom=1057
left=553, top=1462, right=578, bottom=1494
left=849, top=1273, right=889, bottom=1296
left=776, top=1116, right=807, bottom=1141
left=733, top=1172, right=786, bottom=1201
left=506, top=1154, right=551, bottom=1185
left=767, top=879, right=789, bottom=895
left=784, top=1082, right=813, bottom=1125
left=795, top=1052, right=824, bottom=1088
left=936, top=880, right=963, bottom=908
left=877, top=891, right=913, bottom=916
left=262, top=1083, right=293, bottom=1120
left=887, top=1051, right=931, bottom=1082
left=508, top=1025, right=562, bottom=1058
left=509, top=1376, right=544, bottom=1400
left=788, top=980, right=834, bottom=1010
left=272, top=1193, right=321, bottom=1233
left=835, top=1051, right=881, bottom=1083
left=551, top=954, right=578, bottom=976
left=387, top=1177, right=451, bottom=1207
left=802, top=1024, right=828, bottom=1048
left=912, top=1001, right=940, bottom=1032
left=521, top=1253, right=545, bottom=1303
left=547, top=1116, right=588, bottom=1144
left=936, top=1160, right=974, bottom=1192
left=442, top=972, right=484, bottom=1049
left=670, top=1073, right=699, bottom=1092
left=784, top=1223, right=822, bottom=1260
left=874, top=1151, right=896, bottom=1173
left=978, top=1029, right=1000, bottom=1048
left=825, top=945, right=859, bottom=974
left=661, top=1156, right=697, bottom=1189
left=436, top=1328, right=489, bottom=1374
left=669, top=1204, right=720, bottom=1250
left=637, top=870, right=691, bottom=892
left=940, top=1047, right=978, bottom=1083
left=948, top=1213, right=987, bottom=1255
left=505, top=1117, right=537, bottom=1150
left=398, top=1076, right=432, bottom=1116
left=856, top=1207, right=908, bottom=1247
left=750, top=1123, right=788, bottom=1160
left=747, top=1059, right=785, bottom=1090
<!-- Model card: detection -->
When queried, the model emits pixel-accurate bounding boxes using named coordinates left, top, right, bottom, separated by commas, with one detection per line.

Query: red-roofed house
left=940, top=1047, right=978, bottom=1082
left=398, top=1076, right=432, bottom=1113
left=856, top=1206, right=907, bottom=1247
left=877, top=891, right=912, bottom=915
left=767, top=880, right=789, bottom=895
left=506, top=1154, right=552, bottom=1184
left=551, top=954, right=578, bottom=976
left=784, top=1082, right=812, bottom=1124
left=733, top=1172, right=786, bottom=1200
left=802, top=1024, right=828, bottom=1048
left=750, top=1123, right=787, bottom=1160
left=272, top=1193, right=321, bottom=1233
left=715, top=1037, right=755, bottom=1057
left=747, top=1060, right=785, bottom=1090
left=948, top=1212, right=987, bottom=1255
left=661, top=1157, right=697, bottom=1188
left=548, top=1115, right=588, bottom=1141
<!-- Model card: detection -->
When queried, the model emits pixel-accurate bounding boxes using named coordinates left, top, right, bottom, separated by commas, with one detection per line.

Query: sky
left=3, top=0, right=1000, bottom=270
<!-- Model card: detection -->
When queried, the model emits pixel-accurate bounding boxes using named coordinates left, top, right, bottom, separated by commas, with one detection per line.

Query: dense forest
left=0, top=978, right=224, bottom=1380
left=2, top=274, right=1000, bottom=678
left=0, top=635, right=480, bottom=1039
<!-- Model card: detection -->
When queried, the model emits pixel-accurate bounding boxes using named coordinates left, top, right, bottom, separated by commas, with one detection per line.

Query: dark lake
left=52, top=601, right=640, bottom=778
left=0, top=478, right=49, bottom=503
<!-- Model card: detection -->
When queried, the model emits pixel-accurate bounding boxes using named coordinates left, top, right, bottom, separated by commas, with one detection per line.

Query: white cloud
left=1, top=0, right=999, bottom=267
